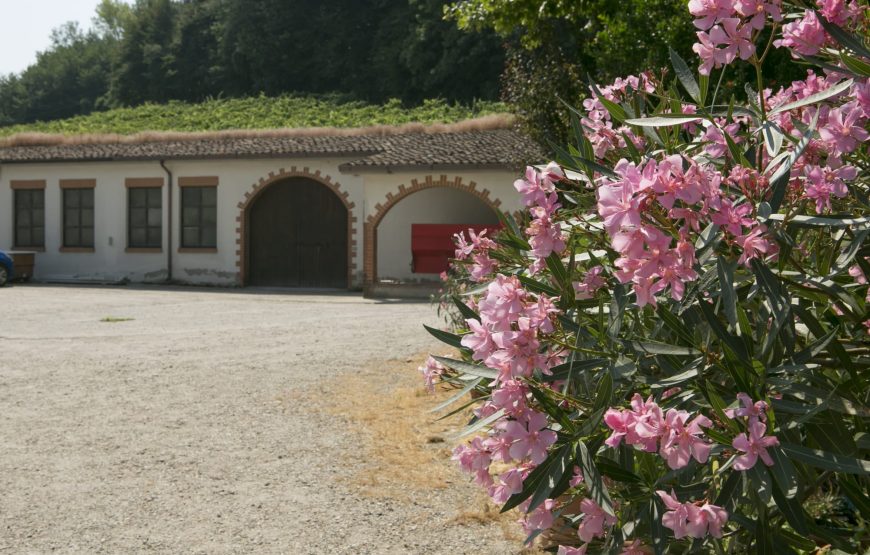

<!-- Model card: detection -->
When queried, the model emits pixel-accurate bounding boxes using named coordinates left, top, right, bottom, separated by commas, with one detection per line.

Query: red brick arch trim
left=235, top=167, right=358, bottom=288
left=363, top=174, right=503, bottom=288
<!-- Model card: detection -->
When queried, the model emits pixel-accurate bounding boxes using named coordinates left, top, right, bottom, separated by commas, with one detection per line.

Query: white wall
left=0, top=161, right=523, bottom=287
left=0, top=159, right=365, bottom=286
left=376, top=187, right=499, bottom=281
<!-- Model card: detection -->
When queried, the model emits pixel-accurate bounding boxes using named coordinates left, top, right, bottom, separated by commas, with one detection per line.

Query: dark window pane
left=65, top=228, right=80, bottom=246
left=66, top=209, right=80, bottom=226
left=201, top=187, right=217, bottom=206
left=81, top=227, right=94, bottom=247
left=32, top=209, right=44, bottom=226
left=182, top=207, right=199, bottom=227
left=146, top=228, right=161, bottom=247
left=65, top=190, right=80, bottom=208
left=81, top=208, right=94, bottom=227
left=81, top=189, right=94, bottom=208
left=32, top=227, right=44, bottom=246
left=131, top=208, right=146, bottom=227
left=130, top=228, right=146, bottom=246
left=18, top=210, right=31, bottom=226
left=148, top=188, right=162, bottom=207
left=17, top=192, right=31, bottom=209
left=182, top=227, right=199, bottom=247
left=147, top=208, right=162, bottom=226
left=201, top=226, right=217, bottom=248
left=16, top=228, right=31, bottom=247
left=130, top=189, right=146, bottom=208
left=33, top=191, right=44, bottom=209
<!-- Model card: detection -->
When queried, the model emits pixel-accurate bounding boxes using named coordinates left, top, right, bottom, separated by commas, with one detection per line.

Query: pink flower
left=818, top=103, right=869, bottom=157
left=574, top=266, right=606, bottom=299
left=713, top=18, right=757, bottom=60
left=419, top=356, right=445, bottom=392
left=577, top=498, right=617, bottom=542
left=488, top=468, right=524, bottom=504
left=735, top=0, right=782, bottom=30
left=732, top=420, right=780, bottom=470
left=735, top=225, right=776, bottom=266
left=461, top=318, right=495, bottom=362
left=689, top=0, right=735, bottom=29
left=658, top=490, right=729, bottom=539
left=525, top=499, right=557, bottom=531
left=570, top=466, right=585, bottom=487
left=659, top=410, right=713, bottom=470
left=503, top=411, right=557, bottom=464
left=452, top=437, right=491, bottom=474
left=725, top=392, right=768, bottom=422
left=470, top=253, right=497, bottom=282
left=775, top=10, right=827, bottom=56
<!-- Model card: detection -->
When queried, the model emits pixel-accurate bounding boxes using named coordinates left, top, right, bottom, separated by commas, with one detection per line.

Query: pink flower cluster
left=726, top=392, right=780, bottom=470
left=454, top=228, right=498, bottom=282
left=461, top=275, right=560, bottom=383
left=581, top=74, right=654, bottom=159
left=657, top=490, right=728, bottom=539
left=515, top=164, right=567, bottom=273
left=604, top=394, right=713, bottom=470
left=775, top=2, right=863, bottom=57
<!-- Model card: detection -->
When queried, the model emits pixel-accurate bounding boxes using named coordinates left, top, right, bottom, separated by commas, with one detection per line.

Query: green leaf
left=717, top=257, right=738, bottom=331
left=578, top=440, right=614, bottom=515
left=527, top=443, right=576, bottom=512
left=592, top=372, right=613, bottom=415
left=423, top=325, right=464, bottom=349
left=597, top=457, right=643, bottom=484
left=768, top=78, right=853, bottom=116
left=432, top=355, right=499, bottom=380
left=714, top=470, right=742, bottom=510
left=781, top=443, right=870, bottom=474
left=759, top=120, right=784, bottom=157
left=624, top=115, right=703, bottom=127
left=765, top=213, right=870, bottom=228
left=454, top=408, right=505, bottom=439
left=542, top=358, right=609, bottom=383
left=840, top=52, right=870, bottom=77
left=619, top=340, right=699, bottom=356
left=766, top=110, right=818, bottom=212
left=839, top=475, right=870, bottom=519
left=817, top=15, right=870, bottom=59
left=452, top=296, right=480, bottom=321
left=428, top=377, right=483, bottom=413
left=670, top=47, right=701, bottom=102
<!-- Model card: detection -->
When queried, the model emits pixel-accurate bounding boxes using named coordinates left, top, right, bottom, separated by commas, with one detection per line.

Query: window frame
left=13, top=188, right=45, bottom=249
left=127, top=186, right=163, bottom=250
left=61, top=187, right=95, bottom=250
left=179, top=183, right=218, bottom=251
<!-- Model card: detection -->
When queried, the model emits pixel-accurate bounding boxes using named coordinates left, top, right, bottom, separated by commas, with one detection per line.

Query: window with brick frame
left=14, top=189, right=45, bottom=248
left=181, top=186, right=217, bottom=248
left=128, top=187, right=162, bottom=248
left=63, top=188, right=95, bottom=248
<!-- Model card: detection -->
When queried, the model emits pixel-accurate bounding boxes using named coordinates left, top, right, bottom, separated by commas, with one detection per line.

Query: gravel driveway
left=0, top=285, right=519, bottom=554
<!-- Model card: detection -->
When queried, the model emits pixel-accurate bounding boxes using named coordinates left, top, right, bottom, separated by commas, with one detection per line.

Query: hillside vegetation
left=0, top=96, right=509, bottom=138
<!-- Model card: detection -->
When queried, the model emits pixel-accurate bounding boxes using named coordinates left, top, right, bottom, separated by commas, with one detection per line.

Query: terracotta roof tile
left=0, top=129, right=543, bottom=171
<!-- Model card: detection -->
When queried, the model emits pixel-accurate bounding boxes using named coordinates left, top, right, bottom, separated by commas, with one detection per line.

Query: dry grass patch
left=320, top=354, right=541, bottom=552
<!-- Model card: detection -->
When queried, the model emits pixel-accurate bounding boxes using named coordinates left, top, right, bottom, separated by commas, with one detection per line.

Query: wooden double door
left=248, top=178, right=348, bottom=288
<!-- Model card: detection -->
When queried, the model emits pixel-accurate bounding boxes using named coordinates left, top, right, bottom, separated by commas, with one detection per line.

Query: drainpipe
left=159, top=160, right=173, bottom=282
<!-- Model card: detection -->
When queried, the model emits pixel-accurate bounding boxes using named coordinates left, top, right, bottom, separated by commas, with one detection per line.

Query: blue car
left=0, top=250, right=13, bottom=286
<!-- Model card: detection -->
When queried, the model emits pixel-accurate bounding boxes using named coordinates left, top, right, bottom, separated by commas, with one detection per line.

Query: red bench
left=411, top=223, right=500, bottom=274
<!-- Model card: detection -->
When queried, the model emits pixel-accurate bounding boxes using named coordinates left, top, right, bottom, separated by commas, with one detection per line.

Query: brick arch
left=363, top=174, right=503, bottom=289
left=235, top=166, right=358, bottom=287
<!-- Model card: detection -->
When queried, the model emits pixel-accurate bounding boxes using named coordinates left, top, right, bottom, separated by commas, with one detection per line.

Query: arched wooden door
left=247, top=177, right=348, bottom=288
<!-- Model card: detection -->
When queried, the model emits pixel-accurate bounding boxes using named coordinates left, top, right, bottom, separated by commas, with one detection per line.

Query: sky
left=0, top=0, right=121, bottom=75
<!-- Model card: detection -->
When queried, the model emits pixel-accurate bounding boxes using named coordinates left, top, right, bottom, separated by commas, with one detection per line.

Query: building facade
left=0, top=125, right=539, bottom=293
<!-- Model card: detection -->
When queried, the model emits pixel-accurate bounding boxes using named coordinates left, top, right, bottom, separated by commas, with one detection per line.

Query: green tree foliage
left=0, top=0, right=504, bottom=127
left=449, top=0, right=803, bottom=144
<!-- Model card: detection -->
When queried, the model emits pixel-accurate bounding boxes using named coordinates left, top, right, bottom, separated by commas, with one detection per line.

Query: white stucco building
left=0, top=123, right=539, bottom=295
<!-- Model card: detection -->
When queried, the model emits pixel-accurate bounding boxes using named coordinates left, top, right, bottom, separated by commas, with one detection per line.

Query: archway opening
left=246, top=177, right=348, bottom=288
left=374, top=187, right=499, bottom=283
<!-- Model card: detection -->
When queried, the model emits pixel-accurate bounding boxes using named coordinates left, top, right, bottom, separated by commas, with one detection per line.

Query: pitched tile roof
left=0, top=128, right=543, bottom=171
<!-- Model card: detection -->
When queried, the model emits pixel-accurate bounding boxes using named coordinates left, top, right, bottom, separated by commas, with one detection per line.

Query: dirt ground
left=0, top=285, right=523, bottom=554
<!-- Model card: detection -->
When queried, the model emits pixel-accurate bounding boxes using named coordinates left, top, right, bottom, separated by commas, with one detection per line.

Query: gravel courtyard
left=0, top=285, right=519, bottom=554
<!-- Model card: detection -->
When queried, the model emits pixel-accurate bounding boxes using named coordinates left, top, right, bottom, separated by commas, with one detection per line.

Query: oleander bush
left=421, top=1, right=869, bottom=553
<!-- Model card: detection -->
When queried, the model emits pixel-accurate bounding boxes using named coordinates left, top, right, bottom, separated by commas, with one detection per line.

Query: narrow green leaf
left=717, top=257, right=738, bottom=330
left=781, top=443, right=870, bottom=474
left=578, top=440, right=614, bottom=515
left=452, top=296, right=480, bottom=321
left=769, top=79, right=853, bottom=116
left=428, top=377, right=483, bottom=413
left=432, top=355, right=499, bottom=380
left=453, top=408, right=505, bottom=439
left=767, top=110, right=818, bottom=212
left=620, top=340, right=699, bottom=356
left=423, top=325, right=464, bottom=349
left=670, top=47, right=701, bottom=102
left=817, top=15, right=870, bottom=59
left=624, top=115, right=703, bottom=127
